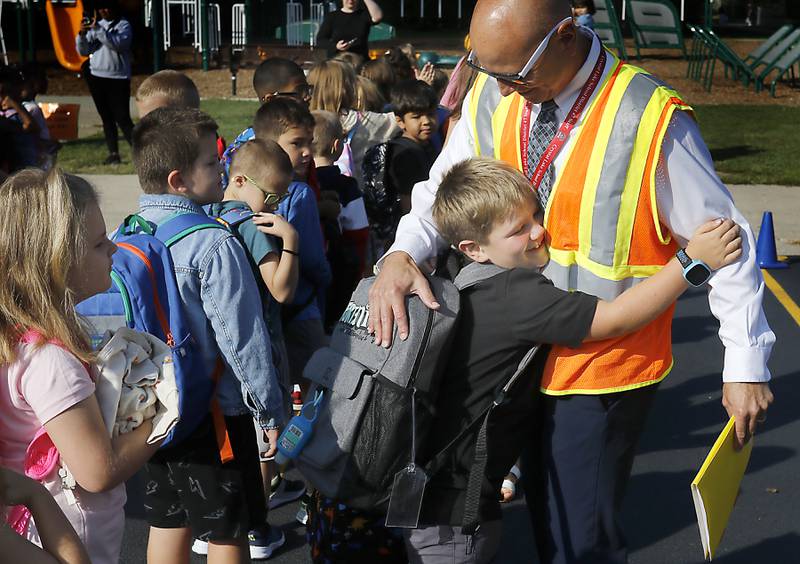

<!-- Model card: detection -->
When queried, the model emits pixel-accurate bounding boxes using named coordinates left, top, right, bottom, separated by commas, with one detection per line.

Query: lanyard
left=520, top=48, right=607, bottom=188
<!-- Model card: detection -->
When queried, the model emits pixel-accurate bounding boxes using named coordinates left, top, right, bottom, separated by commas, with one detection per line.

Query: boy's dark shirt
left=317, top=8, right=374, bottom=59
left=316, top=165, right=362, bottom=207
left=388, top=136, right=435, bottom=197
left=419, top=267, right=598, bottom=526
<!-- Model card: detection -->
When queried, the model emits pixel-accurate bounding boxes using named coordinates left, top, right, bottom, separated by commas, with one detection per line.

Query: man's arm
left=369, top=111, right=477, bottom=346
left=657, top=110, right=774, bottom=447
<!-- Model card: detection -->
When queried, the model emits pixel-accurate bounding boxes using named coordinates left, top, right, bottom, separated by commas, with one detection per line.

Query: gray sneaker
left=268, top=476, right=307, bottom=510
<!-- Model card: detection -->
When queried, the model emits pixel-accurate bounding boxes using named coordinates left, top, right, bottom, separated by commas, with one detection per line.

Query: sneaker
left=268, top=475, right=306, bottom=510
left=191, top=538, right=209, bottom=556
left=295, top=493, right=311, bottom=525
left=191, top=526, right=285, bottom=560
left=103, top=153, right=121, bottom=165
left=248, top=525, right=285, bottom=560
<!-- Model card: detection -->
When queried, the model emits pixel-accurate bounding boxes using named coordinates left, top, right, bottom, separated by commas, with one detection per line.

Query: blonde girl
left=0, top=168, right=160, bottom=563
left=308, top=59, right=399, bottom=188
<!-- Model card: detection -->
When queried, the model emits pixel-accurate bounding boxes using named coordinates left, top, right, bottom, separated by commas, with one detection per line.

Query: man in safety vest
left=367, top=0, right=775, bottom=562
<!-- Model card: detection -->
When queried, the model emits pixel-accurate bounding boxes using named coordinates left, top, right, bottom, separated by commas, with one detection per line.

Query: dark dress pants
left=87, top=73, right=134, bottom=155
left=522, top=383, right=659, bottom=564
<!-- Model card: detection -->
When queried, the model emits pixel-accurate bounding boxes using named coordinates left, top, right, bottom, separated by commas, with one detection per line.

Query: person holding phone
left=75, top=0, right=134, bottom=166
left=316, top=0, right=383, bottom=60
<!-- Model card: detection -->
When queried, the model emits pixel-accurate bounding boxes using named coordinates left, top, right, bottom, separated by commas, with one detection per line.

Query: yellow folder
left=690, top=417, right=753, bottom=561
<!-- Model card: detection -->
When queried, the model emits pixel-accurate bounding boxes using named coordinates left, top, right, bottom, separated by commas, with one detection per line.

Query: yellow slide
left=45, top=0, right=88, bottom=72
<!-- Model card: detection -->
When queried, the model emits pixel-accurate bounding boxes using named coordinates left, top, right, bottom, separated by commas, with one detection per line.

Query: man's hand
left=263, top=428, right=280, bottom=459
left=368, top=251, right=440, bottom=347
left=722, top=382, right=773, bottom=449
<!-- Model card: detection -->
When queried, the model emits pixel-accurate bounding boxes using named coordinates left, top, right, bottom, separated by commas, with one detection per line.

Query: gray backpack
left=297, top=275, right=460, bottom=509
left=296, top=263, right=541, bottom=521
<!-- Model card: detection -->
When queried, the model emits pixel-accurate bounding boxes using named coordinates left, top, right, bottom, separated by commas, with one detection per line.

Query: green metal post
left=26, top=0, right=36, bottom=62
left=151, top=0, right=163, bottom=71
left=704, top=0, right=712, bottom=29
left=245, top=0, right=252, bottom=43
left=16, top=2, right=26, bottom=63
left=200, top=0, right=210, bottom=71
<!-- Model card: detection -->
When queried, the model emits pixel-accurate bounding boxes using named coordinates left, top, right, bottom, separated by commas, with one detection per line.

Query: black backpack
left=361, top=141, right=400, bottom=242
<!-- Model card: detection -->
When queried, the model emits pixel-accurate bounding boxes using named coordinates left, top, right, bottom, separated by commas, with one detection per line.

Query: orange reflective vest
left=467, top=50, right=693, bottom=394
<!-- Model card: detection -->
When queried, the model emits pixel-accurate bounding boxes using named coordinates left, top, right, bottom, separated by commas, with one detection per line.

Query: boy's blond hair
left=433, top=157, right=537, bottom=246
left=229, top=138, right=293, bottom=184
left=311, top=110, right=343, bottom=158
left=0, top=168, right=97, bottom=364
left=135, top=70, right=200, bottom=109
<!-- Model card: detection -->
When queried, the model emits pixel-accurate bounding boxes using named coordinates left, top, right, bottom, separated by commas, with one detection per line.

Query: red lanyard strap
left=520, top=48, right=608, bottom=188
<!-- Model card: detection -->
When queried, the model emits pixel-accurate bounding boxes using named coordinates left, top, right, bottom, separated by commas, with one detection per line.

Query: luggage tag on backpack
left=385, top=462, right=428, bottom=528
left=385, top=389, right=428, bottom=528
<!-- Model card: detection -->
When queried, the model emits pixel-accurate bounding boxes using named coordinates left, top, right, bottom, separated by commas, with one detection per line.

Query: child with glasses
left=204, top=138, right=299, bottom=558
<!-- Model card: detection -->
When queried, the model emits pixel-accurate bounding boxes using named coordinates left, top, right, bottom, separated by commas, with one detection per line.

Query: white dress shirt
left=388, top=32, right=774, bottom=383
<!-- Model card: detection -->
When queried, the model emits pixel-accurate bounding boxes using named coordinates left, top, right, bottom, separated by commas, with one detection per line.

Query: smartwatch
left=676, top=248, right=712, bottom=287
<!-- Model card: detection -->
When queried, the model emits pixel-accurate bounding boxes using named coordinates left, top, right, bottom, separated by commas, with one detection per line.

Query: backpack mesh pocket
left=346, top=374, right=415, bottom=505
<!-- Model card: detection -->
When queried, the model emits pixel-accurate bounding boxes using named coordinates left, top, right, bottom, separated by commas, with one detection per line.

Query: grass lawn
left=58, top=101, right=800, bottom=185
left=694, top=105, right=800, bottom=185
left=57, top=99, right=260, bottom=175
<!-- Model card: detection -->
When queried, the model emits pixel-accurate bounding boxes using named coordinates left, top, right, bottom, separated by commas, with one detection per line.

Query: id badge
left=385, top=463, right=428, bottom=528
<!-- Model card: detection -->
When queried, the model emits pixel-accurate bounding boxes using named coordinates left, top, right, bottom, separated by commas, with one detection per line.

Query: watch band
left=675, top=248, right=692, bottom=268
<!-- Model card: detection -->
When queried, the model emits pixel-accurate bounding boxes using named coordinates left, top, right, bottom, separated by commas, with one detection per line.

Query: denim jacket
left=137, top=194, right=284, bottom=428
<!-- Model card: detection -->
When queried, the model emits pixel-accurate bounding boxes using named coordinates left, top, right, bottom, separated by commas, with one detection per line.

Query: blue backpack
left=77, top=212, right=229, bottom=448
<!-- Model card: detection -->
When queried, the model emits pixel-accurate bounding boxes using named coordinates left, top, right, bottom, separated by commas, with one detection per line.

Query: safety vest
left=467, top=50, right=693, bottom=395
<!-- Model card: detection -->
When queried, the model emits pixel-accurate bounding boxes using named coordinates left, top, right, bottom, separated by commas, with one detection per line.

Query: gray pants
left=403, top=521, right=503, bottom=564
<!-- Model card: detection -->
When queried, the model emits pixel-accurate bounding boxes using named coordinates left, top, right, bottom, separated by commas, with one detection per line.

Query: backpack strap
left=154, top=212, right=227, bottom=248
left=453, top=261, right=507, bottom=290
left=215, top=208, right=255, bottom=230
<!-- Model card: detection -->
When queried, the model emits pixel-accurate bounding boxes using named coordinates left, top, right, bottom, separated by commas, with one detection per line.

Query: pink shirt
left=1, top=342, right=126, bottom=564
left=0, top=342, right=94, bottom=471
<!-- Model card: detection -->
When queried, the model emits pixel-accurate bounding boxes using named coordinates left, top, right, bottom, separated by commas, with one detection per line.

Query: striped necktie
left=526, top=99, right=559, bottom=209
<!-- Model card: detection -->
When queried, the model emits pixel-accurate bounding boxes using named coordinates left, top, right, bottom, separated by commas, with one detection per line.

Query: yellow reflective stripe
left=614, top=89, right=666, bottom=264
left=549, top=246, right=663, bottom=280
left=578, top=67, right=637, bottom=260
left=468, top=73, right=489, bottom=155
left=648, top=101, right=693, bottom=244
left=540, top=359, right=672, bottom=395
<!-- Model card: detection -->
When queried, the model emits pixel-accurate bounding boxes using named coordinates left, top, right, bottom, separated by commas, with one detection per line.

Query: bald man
left=367, top=1, right=774, bottom=562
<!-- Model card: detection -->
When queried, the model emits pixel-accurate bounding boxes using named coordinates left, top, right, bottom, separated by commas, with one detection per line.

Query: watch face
left=686, top=263, right=711, bottom=286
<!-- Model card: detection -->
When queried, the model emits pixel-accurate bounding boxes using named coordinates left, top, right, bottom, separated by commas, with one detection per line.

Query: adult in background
left=76, top=0, right=134, bottom=165
left=367, top=0, right=774, bottom=562
left=316, top=0, right=383, bottom=61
